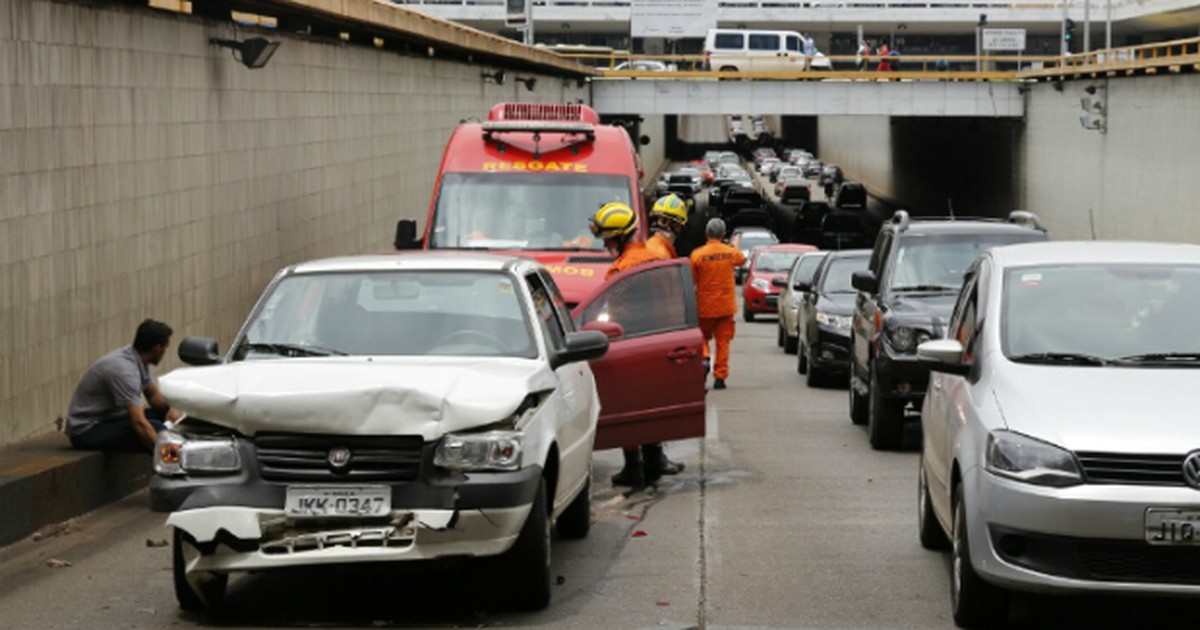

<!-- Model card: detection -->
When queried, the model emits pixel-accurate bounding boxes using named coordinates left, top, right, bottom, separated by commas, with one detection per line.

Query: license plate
left=285, top=486, right=391, bottom=518
left=1145, top=508, right=1200, bottom=545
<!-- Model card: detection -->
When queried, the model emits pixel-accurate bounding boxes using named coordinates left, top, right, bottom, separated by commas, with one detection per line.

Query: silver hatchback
left=916, top=241, right=1200, bottom=627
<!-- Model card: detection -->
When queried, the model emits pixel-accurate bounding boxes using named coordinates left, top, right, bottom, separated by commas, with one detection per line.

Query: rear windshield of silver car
left=235, top=271, right=538, bottom=359
left=1002, top=263, right=1200, bottom=362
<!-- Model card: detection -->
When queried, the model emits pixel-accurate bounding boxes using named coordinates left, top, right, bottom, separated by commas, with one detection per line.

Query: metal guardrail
left=561, top=36, right=1200, bottom=81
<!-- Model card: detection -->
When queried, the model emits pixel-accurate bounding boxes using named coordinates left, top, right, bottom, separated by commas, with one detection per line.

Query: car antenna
left=947, top=197, right=955, bottom=220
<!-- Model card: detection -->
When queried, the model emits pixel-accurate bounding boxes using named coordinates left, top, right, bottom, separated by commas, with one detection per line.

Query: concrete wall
left=819, top=75, right=1200, bottom=229
left=816, top=115, right=893, bottom=200
left=0, top=0, right=586, bottom=445
left=1019, top=75, right=1200, bottom=240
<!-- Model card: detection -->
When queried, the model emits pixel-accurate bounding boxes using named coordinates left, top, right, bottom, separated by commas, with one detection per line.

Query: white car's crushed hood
left=159, top=357, right=555, bottom=440
left=992, top=365, right=1200, bottom=454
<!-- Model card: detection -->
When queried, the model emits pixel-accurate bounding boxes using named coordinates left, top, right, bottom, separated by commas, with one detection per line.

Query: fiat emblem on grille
left=328, top=447, right=352, bottom=470
left=1183, top=452, right=1200, bottom=489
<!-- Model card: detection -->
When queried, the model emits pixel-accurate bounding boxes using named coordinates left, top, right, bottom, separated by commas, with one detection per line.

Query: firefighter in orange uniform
left=645, top=194, right=689, bottom=259
left=592, top=202, right=660, bottom=280
left=689, top=218, right=746, bottom=389
left=588, top=202, right=684, bottom=487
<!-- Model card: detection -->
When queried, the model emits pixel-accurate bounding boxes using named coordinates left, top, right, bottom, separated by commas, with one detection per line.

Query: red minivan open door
left=571, top=259, right=707, bottom=450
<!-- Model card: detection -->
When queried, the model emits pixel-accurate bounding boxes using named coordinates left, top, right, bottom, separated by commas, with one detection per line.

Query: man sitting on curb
left=65, top=319, right=182, bottom=453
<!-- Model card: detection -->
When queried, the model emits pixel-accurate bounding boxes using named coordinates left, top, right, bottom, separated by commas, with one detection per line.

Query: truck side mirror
left=394, top=219, right=422, bottom=250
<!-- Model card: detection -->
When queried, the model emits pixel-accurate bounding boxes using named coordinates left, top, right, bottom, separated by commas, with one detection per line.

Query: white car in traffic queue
left=149, top=253, right=711, bottom=614
left=916, top=241, right=1200, bottom=627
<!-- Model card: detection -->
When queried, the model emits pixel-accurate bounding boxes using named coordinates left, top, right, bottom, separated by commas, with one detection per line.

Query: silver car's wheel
left=951, top=485, right=1007, bottom=627
left=918, top=459, right=950, bottom=550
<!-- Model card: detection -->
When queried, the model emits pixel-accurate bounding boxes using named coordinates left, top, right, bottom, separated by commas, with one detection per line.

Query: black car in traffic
left=798, top=249, right=870, bottom=387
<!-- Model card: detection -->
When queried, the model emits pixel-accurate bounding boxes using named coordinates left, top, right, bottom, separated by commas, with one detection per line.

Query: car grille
left=1076, top=452, right=1186, bottom=486
left=254, top=433, right=425, bottom=482
left=992, top=527, right=1200, bottom=585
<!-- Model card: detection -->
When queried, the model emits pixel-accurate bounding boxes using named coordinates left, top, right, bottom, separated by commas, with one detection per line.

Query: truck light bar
left=482, top=121, right=596, bottom=142
left=489, top=103, right=599, bottom=123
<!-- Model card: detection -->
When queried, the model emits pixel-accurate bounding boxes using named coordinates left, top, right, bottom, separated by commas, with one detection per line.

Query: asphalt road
left=4, top=315, right=1200, bottom=628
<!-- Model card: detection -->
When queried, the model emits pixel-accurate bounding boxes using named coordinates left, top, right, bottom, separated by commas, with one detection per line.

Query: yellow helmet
left=650, top=194, right=689, bottom=226
left=589, top=202, right=638, bottom=240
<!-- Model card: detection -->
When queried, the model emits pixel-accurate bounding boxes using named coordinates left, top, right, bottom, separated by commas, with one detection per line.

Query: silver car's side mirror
left=917, top=339, right=970, bottom=376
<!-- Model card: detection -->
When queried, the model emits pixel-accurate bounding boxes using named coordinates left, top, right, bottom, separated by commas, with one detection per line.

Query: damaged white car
left=151, top=253, right=610, bottom=612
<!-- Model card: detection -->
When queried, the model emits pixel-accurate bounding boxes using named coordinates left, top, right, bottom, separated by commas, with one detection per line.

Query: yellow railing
left=560, top=38, right=1200, bottom=81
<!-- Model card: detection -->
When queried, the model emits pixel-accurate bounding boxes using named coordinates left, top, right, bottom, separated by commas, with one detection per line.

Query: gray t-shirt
left=66, top=346, right=152, bottom=437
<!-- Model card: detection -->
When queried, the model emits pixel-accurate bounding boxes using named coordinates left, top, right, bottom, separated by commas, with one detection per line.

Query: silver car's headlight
left=986, top=431, right=1083, bottom=487
left=435, top=431, right=523, bottom=472
left=885, top=326, right=932, bottom=352
left=154, top=431, right=241, bottom=476
left=816, top=312, right=852, bottom=330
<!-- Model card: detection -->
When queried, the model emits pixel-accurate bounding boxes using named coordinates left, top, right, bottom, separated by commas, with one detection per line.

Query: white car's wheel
left=505, top=478, right=552, bottom=610
left=951, top=485, right=1008, bottom=627
left=172, top=528, right=227, bottom=613
left=556, top=473, right=591, bottom=540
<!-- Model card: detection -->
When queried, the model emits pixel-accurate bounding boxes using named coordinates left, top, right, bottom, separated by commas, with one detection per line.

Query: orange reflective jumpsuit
left=690, top=239, right=747, bottom=381
left=645, top=232, right=677, bottom=260
left=605, top=241, right=663, bottom=281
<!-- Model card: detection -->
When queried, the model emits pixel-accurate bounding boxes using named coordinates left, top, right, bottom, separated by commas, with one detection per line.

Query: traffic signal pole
left=1061, top=1, right=1069, bottom=56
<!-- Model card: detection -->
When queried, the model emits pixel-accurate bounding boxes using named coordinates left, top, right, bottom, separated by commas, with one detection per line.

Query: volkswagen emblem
left=1183, top=452, right=1200, bottom=489
left=328, top=447, right=352, bottom=470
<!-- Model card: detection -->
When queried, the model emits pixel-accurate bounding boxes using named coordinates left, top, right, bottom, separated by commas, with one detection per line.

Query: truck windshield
left=430, top=172, right=632, bottom=251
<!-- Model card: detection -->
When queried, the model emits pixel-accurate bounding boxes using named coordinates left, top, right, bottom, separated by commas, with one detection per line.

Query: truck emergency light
left=488, top=103, right=600, bottom=124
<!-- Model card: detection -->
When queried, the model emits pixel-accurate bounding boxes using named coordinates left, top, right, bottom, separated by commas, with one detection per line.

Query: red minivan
left=395, top=103, right=649, bottom=307
left=395, top=104, right=705, bottom=450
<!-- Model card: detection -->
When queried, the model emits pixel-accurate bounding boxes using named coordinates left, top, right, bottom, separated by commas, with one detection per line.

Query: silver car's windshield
left=430, top=172, right=631, bottom=251
left=890, top=234, right=1037, bottom=293
left=1002, top=264, right=1200, bottom=362
left=791, top=254, right=826, bottom=285
left=235, top=271, right=537, bottom=359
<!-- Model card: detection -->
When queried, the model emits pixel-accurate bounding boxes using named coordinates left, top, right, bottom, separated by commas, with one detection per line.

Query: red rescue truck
left=395, top=103, right=707, bottom=451
left=394, top=102, right=649, bottom=306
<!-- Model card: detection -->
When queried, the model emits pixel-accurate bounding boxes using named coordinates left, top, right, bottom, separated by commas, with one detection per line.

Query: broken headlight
left=154, top=430, right=242, bottom=476
left=434, top=431, right=523, bottom=472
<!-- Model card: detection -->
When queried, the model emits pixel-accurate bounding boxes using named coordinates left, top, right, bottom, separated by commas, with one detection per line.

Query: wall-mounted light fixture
left=209, top=36, right=280, bottom=69
left=517, top=76, right=538, bottom=91
left=482, top=69, right=507, bottom=85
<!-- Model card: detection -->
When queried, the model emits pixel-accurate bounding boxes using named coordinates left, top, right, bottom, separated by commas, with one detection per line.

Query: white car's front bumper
left=968, top=467, right=1200, bottom=595
left=170, top=504, right=531, bottom=573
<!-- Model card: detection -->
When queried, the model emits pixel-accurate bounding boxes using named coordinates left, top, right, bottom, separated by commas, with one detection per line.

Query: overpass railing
left=564, top=36, right=1200, bottom=81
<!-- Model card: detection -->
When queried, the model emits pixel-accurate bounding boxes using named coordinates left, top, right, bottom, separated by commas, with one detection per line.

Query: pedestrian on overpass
left=64, top=319, right=183, bottom=453
left=876, top=40, right=892, bottom=72
left=690, top=218, right=747, bottom=390
left=646, top=193, right=689, bottom=259
left=802, top=33, right=816, bottom=71
left=856, top=38, right=870, bottom=71
left=589, top=202, right=684, bottom=487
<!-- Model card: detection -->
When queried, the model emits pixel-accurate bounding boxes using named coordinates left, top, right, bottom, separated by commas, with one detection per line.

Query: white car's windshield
left=890, top=234, right=1037, bottom=292
left=235, top=271, right=536, bottom=359
left=1002, top=263, right=1200, bottom=363
left=791, top=254, right=826, bottom=285
left=430, top=172, right=631, bottom=251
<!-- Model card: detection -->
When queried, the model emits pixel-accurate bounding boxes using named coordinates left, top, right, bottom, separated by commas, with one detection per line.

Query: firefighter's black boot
left=611, top=448, right=645, bottom=488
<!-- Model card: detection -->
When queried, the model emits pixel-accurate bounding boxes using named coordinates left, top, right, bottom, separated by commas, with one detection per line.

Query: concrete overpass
left=592, top=78, right=1025, bottom=116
